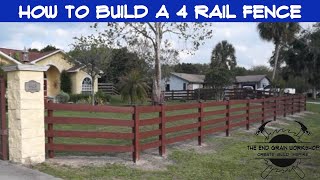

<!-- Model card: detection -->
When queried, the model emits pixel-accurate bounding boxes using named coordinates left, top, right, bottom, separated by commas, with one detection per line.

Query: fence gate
left=0, top=77, right=7, bottom=160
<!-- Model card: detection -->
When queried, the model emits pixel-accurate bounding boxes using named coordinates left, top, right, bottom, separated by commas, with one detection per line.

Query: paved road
left=0, top=160, right=60, bottom=180
left=307, top=101, right=320, bottom=105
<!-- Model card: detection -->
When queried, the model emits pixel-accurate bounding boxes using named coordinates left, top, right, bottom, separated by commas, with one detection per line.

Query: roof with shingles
left=235, top=75, right=269, bottom=83
left=0, top=47, right=56, bottom=62
left=171, top=72, right=205, bottom=83
left=66, top=64, right=85, bottom=72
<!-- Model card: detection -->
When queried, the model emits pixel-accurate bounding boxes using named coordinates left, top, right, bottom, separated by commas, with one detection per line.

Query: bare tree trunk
left=153, top=22, right=162, bottom=105
left=313, top=87, right=317, bottom=100
left=91, top=76, right=95, bottom=106
left=272, top=43, right=281, bottom=81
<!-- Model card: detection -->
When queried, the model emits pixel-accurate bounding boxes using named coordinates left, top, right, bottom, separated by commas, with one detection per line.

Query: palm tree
left=118, top=69, right=150, bottom=105
left=210, top=40, right=237, bottom=70
left=257, top=23, right=300, bottom=80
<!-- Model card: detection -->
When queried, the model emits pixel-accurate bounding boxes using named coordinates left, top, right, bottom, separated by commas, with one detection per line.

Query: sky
left=0, top=22, right=314, bottom=69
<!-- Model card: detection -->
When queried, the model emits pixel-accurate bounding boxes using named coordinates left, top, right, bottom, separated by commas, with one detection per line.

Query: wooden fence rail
left=45, top=94, right=307, bottom=162
left=164, top=88, right=281, bottom=101
left=98, top=83, right=119, bottom=95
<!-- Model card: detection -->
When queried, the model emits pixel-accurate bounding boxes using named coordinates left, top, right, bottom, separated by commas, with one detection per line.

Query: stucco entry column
left=3, top=64, right=49, bottom=164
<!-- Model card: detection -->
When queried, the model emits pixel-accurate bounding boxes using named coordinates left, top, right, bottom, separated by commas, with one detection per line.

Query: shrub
left=56, top=91, right=70, bottom=103
left=69, top=92, right=111, bottom=105
left=118, top=69, right=149, bottom=105
left=69, top=94, right=90, bottom=103
left=60, top=70, right=72, bottom=93
left=95, top=90, right=111, bottom=105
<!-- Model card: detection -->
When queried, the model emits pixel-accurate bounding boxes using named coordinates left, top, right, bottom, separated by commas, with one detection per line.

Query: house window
left=166, top=84, right=170, bottom=91
left=183, top=83, right=187, bottom=90
left=82, top=77, right=92, bottom=94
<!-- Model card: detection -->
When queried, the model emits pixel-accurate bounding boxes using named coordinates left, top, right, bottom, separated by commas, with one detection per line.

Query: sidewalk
left=0, top=160, right=60, bottom=180
left=307, top=101, right=320, bottom=105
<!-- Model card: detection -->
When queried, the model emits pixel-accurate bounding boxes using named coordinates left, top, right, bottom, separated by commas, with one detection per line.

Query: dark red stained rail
left=46, top=102, right=134, bottom=113
left=229, top=107, right=248, bottom=113
left=203, top=125, right=228, bottom=135
left=140, top=130, right=161, bottom=139
left=0, top=77, right=7, bottom=161
left=251, top=117, right=264, bottom=123
left=45, top=130, right=134, bottom=140
left=45, top=94, right=307, bottom=163
left=46, top=144, right=133, bottom=152
left=249, top=111, right=263, bottom=116
left=165, top=103, right=199, bottom=111
left=229, top=100, right=248, bottom=105
left=250, top=99, right=265, bottom=103
left=140, top=117, right=161, bottom=126
left=166, top=113, right=199, bottom=122
left=166, top=132, right=200, bottom=144
left=138, top=106, right=161, bottom=113
left=45, top=117, right=134, bottom=127
left=203, top=109, right=227, bottom=116
left=166, top=122, right=200, bottom=134
left=203, top=117, right=227, bottom=126
left=203, top=101, right=228, bottom=107
left=249, top=105, right=263, bottom=110
left=229, top=114, right=248, bottom=120
left=230, top=121, right=248, bottom=128
left=141, top=141, right=161, bottom=151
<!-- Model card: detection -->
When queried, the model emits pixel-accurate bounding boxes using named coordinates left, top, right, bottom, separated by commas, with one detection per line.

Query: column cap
left=2, top=64, right=49, bottom=72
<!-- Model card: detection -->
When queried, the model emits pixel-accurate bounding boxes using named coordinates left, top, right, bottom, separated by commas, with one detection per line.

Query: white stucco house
left=235, top=75, right=271, bottom=90
left=163, top=72, right=205, bottom=91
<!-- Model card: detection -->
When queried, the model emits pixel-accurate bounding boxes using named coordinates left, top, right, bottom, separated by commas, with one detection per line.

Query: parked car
left=284, top=88, right=296, bottom=94
left=242, top=86, right=254, bottom=90
left=242, top=86, right=256, bottom=99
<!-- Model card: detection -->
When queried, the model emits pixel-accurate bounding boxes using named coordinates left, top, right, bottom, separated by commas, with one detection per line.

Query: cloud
left=30, top=41, right=45, bottom=49
left=0, top=23, right=96, bottom=51
left=0, top=22, right=315, bottom=69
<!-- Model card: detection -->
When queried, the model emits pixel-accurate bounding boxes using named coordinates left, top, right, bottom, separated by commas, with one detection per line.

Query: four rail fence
left=164, top=88, right=280, bottom=101
left=45, top=94, right=306, bottom=162
left=98, top=83, right=119, bottom=95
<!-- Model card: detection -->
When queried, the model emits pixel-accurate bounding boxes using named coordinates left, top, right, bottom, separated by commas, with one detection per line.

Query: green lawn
left=307, top=103, right=320, bottom=114
left=307, top=98, right=320, bottom=103
left=32, top=103, right=320, bottom=180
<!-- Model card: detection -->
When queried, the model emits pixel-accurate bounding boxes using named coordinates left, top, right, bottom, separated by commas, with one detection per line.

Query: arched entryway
left=45, top=65, right=60, bottom=97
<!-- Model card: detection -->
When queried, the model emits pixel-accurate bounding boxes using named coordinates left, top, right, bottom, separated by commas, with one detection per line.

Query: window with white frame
left=82, top=77, right=92, bottom=94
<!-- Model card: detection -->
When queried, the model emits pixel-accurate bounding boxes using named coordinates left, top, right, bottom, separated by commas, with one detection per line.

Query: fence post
left=47, top=100, right=54, bottom=158
left=187, top=90, right=189, bottom=100
left=304, top=95, right=307, bottom=111
left=171, top=90, right=174, bottom=100
left=226, top=100, right=230, bottom=136
left=262, top=98, right=265, bottom=124
left=246, top=98, right=250, bottom=130
left=291, top=96, right=294, bottom=115
left=274, top=98, right=277, bottom=121
left=44, top=79, right=47, bottom=103
left=283, top=96, right=287, bottom=117
left=0, top=78, right=7, bottom=160
left=132, top=105, right=140, bottom=163
left=159, top=104, right=166, bottom=156
left=198, top=101, right=204, bottom=145
left=298, top=95, right=301, bottom=113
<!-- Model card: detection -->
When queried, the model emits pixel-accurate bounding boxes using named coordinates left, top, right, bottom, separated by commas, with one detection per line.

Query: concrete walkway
left=307, top=101, right=320, bottom=105
left=0, top=160, right=60, bottom=180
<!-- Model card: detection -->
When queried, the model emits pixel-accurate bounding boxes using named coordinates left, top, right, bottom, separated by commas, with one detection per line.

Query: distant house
left=0, top=47, right=99, bottom=98
left=164, top=72, right=205, bottom=91
left=235, top=75, right=270, bottom=90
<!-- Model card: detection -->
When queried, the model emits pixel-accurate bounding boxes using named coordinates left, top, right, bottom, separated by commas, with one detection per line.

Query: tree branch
left=129, top=24, right=156, bottom=47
